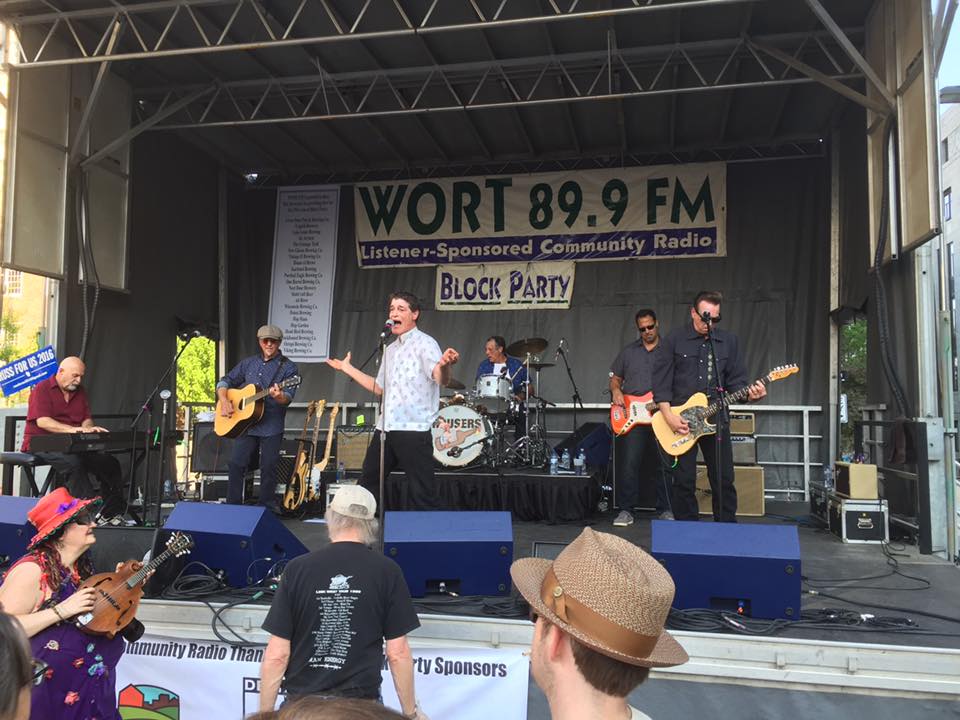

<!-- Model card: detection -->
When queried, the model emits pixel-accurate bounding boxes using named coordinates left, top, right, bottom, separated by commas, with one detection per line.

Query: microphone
left=700, top=311, right=714, bottom=326
left=379, top=319, right=396, bottom=340
left=178, top=329, right=201, bottom=340
left=500, top=366, right=509, bottom=376
left=554, top=338, right=565, bottom=361
left=448, top=447, right=462, bottom=458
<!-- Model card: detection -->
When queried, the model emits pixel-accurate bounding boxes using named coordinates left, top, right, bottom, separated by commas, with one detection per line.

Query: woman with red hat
left=0, top=487, right=125, bottom=719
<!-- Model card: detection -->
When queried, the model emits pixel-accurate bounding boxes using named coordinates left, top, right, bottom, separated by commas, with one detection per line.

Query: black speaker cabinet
left=553, top=422, right=612, bottom=468
left=191, top=422, right=234, bottom=474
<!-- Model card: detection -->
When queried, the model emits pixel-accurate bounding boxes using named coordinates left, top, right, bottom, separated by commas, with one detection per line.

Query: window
left=3, top=269, right=22, bottom=296
left=943, top=137, right=950, bottom=162
left=945, top=188, right=953, bottom=222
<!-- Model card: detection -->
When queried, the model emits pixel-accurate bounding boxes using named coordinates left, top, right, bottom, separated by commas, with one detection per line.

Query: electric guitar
left=651, top=365, right=799, bottom=456
left=309, top=403, right=340, bottom=498
left=282, top=400, right=321, bottom=511
left=610, top=392, right=658, bottom=436
left=214, top=375, right=302, bottom=438
left=302, top=403, right=325, bottom=504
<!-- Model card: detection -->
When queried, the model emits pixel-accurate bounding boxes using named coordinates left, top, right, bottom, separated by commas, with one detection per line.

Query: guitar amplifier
left=191, top=422, right=235, bottom=474
left=277, top=439, right=314, bottom=485
left=729, top=412, right=756, bottom=436
left=833, top=462, right=878, bottom=499
left=697, top=466, right=765, bottom=517
left=336, top=427, right=375, bottom=469
left=697, top=436, right=756, bottom=465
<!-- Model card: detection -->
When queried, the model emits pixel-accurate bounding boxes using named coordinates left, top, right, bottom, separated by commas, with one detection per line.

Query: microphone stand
left=703, top=319, right=729, bottom=522
left=556, top=346, right=584, bottom=433
left=376, top=333, right=389, bottom=553
left=127, top=334, right=195, bottom=526
left=154, top=390, right=172, bottom=529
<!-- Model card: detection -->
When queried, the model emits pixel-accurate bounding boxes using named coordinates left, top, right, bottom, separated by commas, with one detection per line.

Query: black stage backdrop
left=225, top=158, right=833, bottom=487
left=62, top=133, right=219, bottom=421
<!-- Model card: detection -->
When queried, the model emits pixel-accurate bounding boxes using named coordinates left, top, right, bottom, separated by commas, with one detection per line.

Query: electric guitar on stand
left=309, top=403, right=340, bottom=500
left=610, top=392, right=658, bottom=436
left=651, top=364, right=799, bottom=456
left=282, top=400, right=321, bottom=511
left=302, top=404, right=325, bottom=504
left=214, top=375, right=302, bottom=438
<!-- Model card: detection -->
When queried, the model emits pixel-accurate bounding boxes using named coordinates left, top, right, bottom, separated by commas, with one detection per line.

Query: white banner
left=355, top=162, right=726, bottom=267
left=436, top=261, right=575, bottom=311
left=116, top=635, right=529, bottom=719
left=268, top=185, right=340, bottom=362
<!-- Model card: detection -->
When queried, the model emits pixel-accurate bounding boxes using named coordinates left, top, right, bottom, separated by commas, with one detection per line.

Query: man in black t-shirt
left=259, top=486, right=428, bottom=719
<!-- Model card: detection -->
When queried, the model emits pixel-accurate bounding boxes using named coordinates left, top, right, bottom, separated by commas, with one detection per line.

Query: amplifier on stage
left=730, top=435, right=757, bottom=465
left=729, top=412, right=756, bottom=436
left=833, top=462, right=878, bottom=500
left=336, top=427, right=375, bottom=470
left=696, top=466, right=765, bottom=517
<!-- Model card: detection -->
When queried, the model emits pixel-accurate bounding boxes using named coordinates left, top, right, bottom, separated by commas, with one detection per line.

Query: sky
left=940, top=4, right=960, bottom=106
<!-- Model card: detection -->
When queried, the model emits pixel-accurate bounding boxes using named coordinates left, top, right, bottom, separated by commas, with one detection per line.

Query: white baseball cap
left=330, top=485, right=377, bottom=520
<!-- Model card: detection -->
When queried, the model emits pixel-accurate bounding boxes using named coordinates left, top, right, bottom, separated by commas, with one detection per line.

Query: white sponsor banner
left=355, top=162, right=726, bottom=267
left=116, top=635, right=529, bottom=719
left=436, top=261, right=575, bottom=311
left=268, top=185, right=339, bottom=362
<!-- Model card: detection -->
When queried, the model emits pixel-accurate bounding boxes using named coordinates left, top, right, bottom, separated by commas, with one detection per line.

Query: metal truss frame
left=126, top=28, right=864, bottom=132
left=3, top=0, right=765, bottom=68
left=240, top=135, right=827, bottom=184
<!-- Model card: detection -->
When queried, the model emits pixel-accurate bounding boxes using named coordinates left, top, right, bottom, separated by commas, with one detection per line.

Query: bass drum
left=432, top=404, right=491, bottom=467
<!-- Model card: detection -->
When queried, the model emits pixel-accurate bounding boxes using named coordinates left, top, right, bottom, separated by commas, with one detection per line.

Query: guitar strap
left=266, top=355, right=288, bottom=390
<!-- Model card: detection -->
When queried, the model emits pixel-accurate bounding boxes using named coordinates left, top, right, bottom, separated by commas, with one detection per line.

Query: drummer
left=476, top=336, right=528, bottom=430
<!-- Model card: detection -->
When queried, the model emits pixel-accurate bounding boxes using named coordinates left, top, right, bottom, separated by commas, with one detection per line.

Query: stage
left=126, top=502, right=960, bottom=717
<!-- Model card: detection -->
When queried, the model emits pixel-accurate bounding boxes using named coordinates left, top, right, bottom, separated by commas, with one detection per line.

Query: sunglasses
left=69, top=512, right=95, bottom=526
left=31, top=659, right=48, bottom=686
left=638, top=324, right=656, bottom=332
left=259, top=338, right=279, bottom=344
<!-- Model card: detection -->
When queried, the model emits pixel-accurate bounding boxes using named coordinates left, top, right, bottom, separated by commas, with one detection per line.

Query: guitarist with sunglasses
left=609, top=309, right=673, bottom=527
left=216, top=324, right=299, bottom=513
left=652, top=291, right=766, bottom=522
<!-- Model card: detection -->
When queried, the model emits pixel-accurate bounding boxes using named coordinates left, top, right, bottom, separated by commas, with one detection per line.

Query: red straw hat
left=27, top=487, right=102, bottom=550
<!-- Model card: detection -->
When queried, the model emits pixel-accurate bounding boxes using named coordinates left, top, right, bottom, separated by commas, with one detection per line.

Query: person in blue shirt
left=216, top=324, right=299, bottom=512
left=475, top=336, right=528, bottom=438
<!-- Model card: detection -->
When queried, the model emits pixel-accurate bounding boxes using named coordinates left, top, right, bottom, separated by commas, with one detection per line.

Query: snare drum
left=432, top=405, right=491, bottom=467
left=476, top=374, right=512, bottom=405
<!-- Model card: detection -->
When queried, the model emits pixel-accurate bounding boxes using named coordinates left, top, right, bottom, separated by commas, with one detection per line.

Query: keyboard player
left=21, top=356, right=124, bottom=517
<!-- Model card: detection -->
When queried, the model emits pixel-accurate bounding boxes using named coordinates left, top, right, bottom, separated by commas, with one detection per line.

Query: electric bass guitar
left=214, top=375, right=302, bottom=438
left=651, top=364, right=799, bottom=456
left=75, top=532, right=193, bottom=638
left=282, top=400, right=321, bottom=511
left=309, top=403, right=340, bottom=498
left=610, top=392, right=658, bottom=436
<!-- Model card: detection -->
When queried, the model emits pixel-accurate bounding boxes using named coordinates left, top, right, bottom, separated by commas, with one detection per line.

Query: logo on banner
left=118, top=684, right=181, bottom=719
left=436, top=261, right=575, bottom=311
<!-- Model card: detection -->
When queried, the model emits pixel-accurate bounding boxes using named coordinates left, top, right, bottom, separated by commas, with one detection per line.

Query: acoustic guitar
left=609, top=392, right=658, bottom=436
left=309, top=403, right=340, bottom=499
left=283, top=401, right=321, bottom=511
left=214, top=374, right=302, bottom=438
left=75, top=532, right=193, bottom=638
left=651, top=364, right=799, bottom=456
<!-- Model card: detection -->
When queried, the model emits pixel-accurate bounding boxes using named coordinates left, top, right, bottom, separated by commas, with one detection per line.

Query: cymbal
left=527, top=361, right=555, bottom=371
left=445, top=377, right=466, bottom=391
left=506, top=337, right=548, bottom=357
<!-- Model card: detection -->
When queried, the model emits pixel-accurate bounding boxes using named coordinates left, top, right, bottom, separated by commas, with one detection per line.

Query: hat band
left=540, top=567, right=659, bottom=659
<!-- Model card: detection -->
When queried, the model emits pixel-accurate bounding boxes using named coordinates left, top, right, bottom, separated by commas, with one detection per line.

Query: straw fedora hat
left=511, top=527, right=688, bottom=668
left=27, top=487, right=102, bottom=550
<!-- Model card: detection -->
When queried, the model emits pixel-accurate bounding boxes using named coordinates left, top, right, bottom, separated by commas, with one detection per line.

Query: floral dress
left=14, top=558, right=125, bottom=720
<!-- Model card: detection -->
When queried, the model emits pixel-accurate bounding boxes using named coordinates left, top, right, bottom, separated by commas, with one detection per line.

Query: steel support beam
left=803, top=0, right=896, bottom=109
left=68, top=18, right=122, bottom=165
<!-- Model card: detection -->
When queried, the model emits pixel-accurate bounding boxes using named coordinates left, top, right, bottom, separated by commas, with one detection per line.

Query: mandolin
left=651, top=364, right=799, bottom=456
left=214, top=374, right=302, bottom=438
left=309, top=403, right=340, bottom=498
left=75, top=532, right=193, bottom=638
left=283, top=401, right=321, bottom=511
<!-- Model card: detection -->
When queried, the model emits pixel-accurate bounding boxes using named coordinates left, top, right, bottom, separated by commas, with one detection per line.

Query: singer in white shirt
left=326, top=291, right=459, bottom=509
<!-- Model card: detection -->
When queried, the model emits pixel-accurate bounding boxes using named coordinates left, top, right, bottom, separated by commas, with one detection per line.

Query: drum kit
left=431, top=337, right=557, bottom=470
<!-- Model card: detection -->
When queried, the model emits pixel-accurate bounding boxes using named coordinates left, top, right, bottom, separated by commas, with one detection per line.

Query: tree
left=840, top=318, right=868, bottom=455
left=176, top=337, right=216, bottom=404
